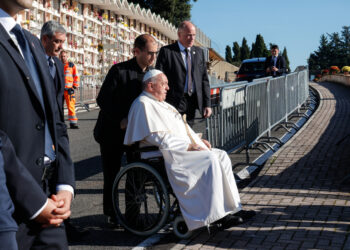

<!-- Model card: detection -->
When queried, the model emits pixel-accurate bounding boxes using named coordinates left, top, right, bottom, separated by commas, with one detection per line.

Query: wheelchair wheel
left=112, top=162, right=170, bottom=236
left=173, top=216, right=193, bottom=239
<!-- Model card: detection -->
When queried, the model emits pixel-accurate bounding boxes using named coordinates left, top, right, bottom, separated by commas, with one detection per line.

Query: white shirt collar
left=45, top=55, right=55, bottom=65
left=177, top=41, right=190, bottom=52
left=0, top=8, right=18, bottom=35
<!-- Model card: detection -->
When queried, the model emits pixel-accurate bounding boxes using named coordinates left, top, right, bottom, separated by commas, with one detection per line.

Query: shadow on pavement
left=251, top=82, right=350, bottom=191
left=68, top=214, right=180, bottom=247
left=75, top=156, right=102, bottom=181
left=69, top=215, right=144, bottom=247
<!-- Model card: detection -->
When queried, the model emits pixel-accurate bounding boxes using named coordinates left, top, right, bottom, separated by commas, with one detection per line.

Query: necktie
left=48, top=57, right=56, bottom=79
left=11, top=24, right=56, bottom=161
left=273, top=56, right=277, bottom=76
left=185, top=48, right=192, bottom=96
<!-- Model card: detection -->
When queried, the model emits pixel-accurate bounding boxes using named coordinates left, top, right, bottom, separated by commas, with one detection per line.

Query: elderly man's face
left=178, top=23, right=196, bottom=48
left=42, top=32, right=66, bottom=57
left=152, top=74, right=169, bottom=102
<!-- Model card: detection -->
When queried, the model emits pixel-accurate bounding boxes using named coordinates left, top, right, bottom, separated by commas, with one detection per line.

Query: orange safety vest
left=63, top=62, right=80, bottom=89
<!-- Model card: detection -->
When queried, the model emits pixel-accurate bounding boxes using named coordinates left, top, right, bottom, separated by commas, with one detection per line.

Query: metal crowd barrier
left=206, top=69, right=310, bottom=157
left=245, top=80, right=269, bottom=146
left=74, top=75, right=106, bottom=111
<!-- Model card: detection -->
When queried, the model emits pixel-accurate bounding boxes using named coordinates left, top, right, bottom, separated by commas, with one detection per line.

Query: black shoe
left=216, top=214, right=243, bottom=229
left=235, top=210, right=256, bottom=221
left=106, top=216, right=122, bottom=229
left=70, top=124, right=79, bottom=129
left=64, top=220, right=89, bottom=242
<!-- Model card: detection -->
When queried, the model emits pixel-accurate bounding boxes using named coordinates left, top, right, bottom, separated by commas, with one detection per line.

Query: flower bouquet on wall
left=341, top=66, right=350, bottom=75
left=321, top=69, right=329, bottom=75
left=329, top=66, right=340, bottom=75
left=313, top=74, right=322, bottom=82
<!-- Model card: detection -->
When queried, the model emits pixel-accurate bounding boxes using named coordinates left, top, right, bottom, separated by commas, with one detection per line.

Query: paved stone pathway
left=172, top=82, right=350, bottom=250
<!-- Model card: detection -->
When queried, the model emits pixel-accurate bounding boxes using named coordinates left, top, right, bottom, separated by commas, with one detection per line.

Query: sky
left=190, top=0, right=350, bottom=71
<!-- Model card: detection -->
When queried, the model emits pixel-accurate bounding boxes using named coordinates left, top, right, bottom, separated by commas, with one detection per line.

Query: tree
left=225, top=45, right=233, bottom=64
left=341, top=26, right=350, bottom=65
left=250, top=42, right=254, bottom=58
left=128, top=0, right=198, bottom=27
left=232, top=42, right=241, bottom=64
left=250, top=34, right=268, bottom=58
left=240, top=37, right=250, bottom=61
left=307, top=26, right=350, bottom=71
left=328, top=32, right=344, bottom=66
left=308, top=34, right=332, bottom=71
left=282, top=47, right=291, bottom=72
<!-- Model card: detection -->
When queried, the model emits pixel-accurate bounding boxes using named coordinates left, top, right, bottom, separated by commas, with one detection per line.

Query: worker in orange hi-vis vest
left=59, top=50, right=79, bottom=129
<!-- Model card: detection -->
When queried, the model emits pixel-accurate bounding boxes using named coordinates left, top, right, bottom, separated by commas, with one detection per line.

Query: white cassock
left=124, top=92, right=242, bottom=230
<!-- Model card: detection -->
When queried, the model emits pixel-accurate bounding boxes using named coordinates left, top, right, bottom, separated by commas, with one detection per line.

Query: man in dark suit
left=265, top=44, right=287, bottom=77
left=0, top=0, right=75, bottom=249
left=40, top=20, right=66, bottom=122
left=156, top=21, right=212, bottom=126
left=0, top=130, right=65, bottom=250
left=94, top=34, right=157, bottom=225
left=41, top=20, right=87, bottom=241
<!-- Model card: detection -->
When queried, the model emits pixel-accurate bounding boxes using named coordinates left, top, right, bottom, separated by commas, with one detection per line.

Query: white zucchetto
left=143, top=69, right=163, bottom=82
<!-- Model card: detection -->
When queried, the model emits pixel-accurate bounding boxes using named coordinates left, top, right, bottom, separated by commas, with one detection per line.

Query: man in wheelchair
left=124, top=69, right=255, bottom=231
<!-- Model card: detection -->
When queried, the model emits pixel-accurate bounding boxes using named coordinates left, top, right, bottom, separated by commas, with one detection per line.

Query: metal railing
left=207, top=69, right=310, bottom=156
left=74, top=74, right=105, bottom=110
left=72, top=70, right=309, bottom=160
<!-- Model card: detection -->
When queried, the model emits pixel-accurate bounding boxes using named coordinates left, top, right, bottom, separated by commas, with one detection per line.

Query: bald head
left=134, top=34, right=158, bottom=71
left=178, top=21, right=196, bottom=48
left=134, top=34, right=156, bottom=51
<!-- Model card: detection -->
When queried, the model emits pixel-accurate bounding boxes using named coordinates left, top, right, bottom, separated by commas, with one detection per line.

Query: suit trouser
left=16, top=222, right=68, bottom=250
left=180, top=93, right=199, bottom=127
left=64, top=90, right=78, bottom=125
left=99, top=140, right=124, bottom=217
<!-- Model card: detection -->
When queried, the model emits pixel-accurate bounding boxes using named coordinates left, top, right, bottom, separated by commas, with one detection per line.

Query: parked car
left=235, top=57, right=266, bottom=82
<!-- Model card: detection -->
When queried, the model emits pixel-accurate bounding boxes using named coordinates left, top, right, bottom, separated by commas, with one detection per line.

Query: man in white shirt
left=124, top=69, right=255, bottom=231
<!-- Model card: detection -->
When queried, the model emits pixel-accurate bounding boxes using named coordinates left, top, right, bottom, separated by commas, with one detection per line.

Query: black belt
left=41, top=156, right=55, bottom=181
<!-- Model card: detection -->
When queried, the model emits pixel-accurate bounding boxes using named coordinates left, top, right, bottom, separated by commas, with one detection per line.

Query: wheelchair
left=111, top=145, right=193, bottom=239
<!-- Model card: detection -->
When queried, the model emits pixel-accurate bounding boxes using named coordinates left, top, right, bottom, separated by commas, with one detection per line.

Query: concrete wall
left=321, top=74, right=350, bottom=87
left=209, top=61, right=239, bottom=82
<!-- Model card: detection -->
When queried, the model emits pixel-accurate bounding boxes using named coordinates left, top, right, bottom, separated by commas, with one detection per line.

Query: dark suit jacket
left=52, top=57, right=65, bottom=122
left=94, top=57, right=147, bottom=145
left=156, top=42, right=211, bottom=114
left=0, top=131, right=47, bottom=225
left=0, top=24, right=75, bottom=221
left=264, top=55, right=287, bottom=77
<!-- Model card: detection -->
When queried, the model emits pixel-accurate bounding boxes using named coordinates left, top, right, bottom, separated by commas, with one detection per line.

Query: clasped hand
left=267, top=66, right=278, bottom=73
left=35, top=190, right=72, bottom=228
